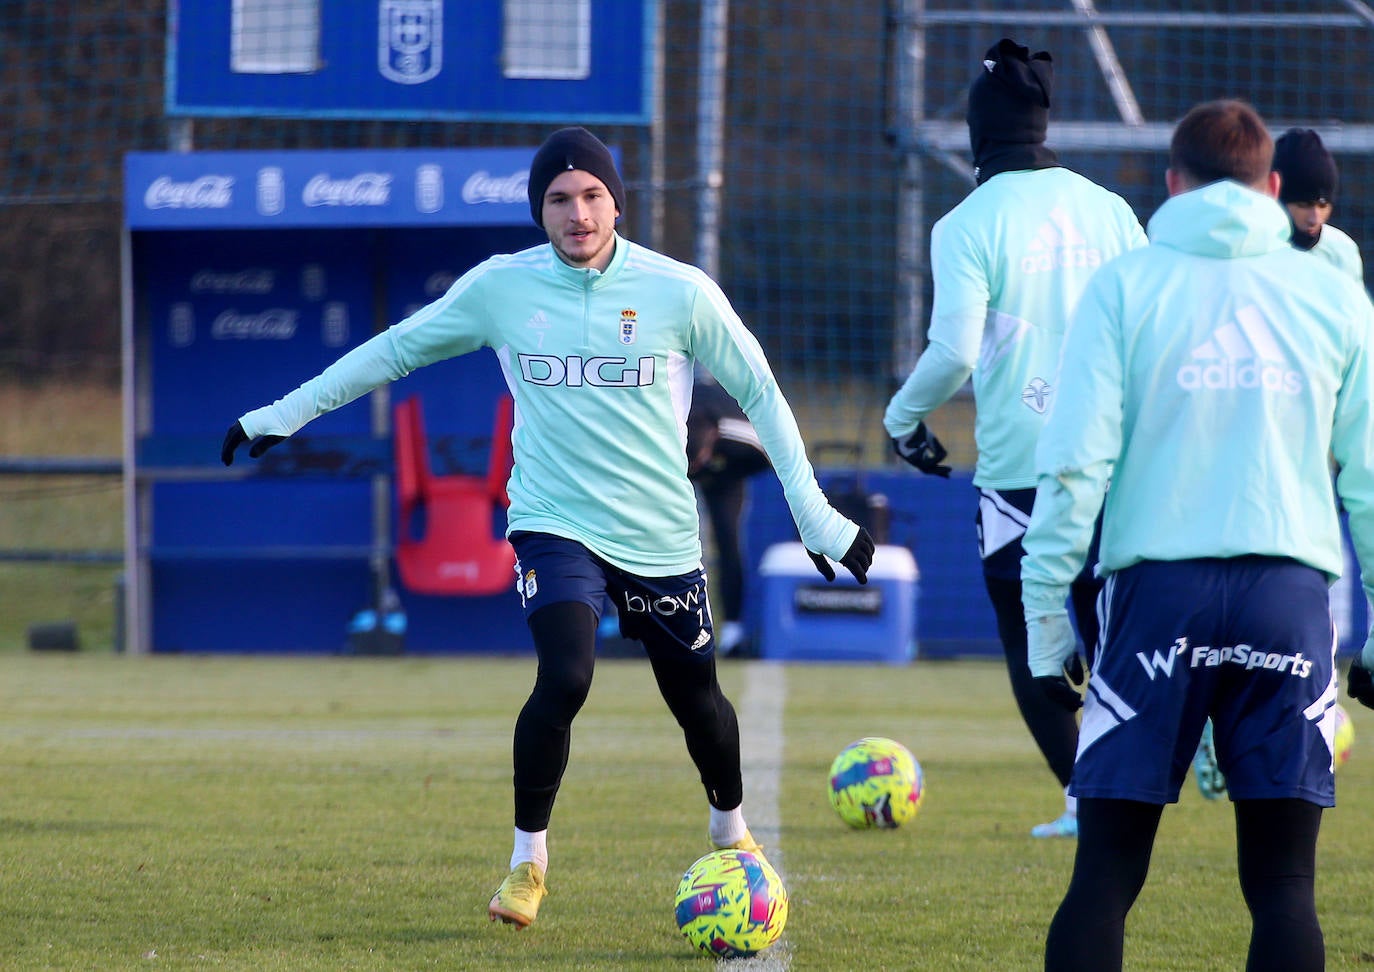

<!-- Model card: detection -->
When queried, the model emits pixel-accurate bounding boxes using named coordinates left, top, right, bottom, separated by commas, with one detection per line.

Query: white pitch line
left=738, top=660, right=785, bottom=867
left=729, top=659, right=792, bottom=971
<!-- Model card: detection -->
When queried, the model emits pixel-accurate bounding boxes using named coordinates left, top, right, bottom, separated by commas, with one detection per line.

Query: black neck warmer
left=973, top=143, right=1061, bottom=185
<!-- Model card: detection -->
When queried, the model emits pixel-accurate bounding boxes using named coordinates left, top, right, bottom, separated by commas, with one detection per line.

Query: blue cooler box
left=757, top=542, right=919, bottom=663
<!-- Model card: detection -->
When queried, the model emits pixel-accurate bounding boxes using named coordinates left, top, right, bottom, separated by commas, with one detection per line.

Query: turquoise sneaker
left=1193, top=718, right=1228, bottom=801
left=1030, top=811, right=1078, bottom=839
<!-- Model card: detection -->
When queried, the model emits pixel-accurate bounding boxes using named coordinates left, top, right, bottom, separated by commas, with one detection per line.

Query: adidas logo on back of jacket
left=1175, top=305, right=1303, bottom=395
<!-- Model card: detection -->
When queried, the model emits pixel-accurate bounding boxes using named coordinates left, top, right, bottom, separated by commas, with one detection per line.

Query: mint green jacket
left=1022, top=181, right=1374, bottom=656
left=239, top=235, right=858, bottom=576
left=884, top=166, right=1147, bottom=487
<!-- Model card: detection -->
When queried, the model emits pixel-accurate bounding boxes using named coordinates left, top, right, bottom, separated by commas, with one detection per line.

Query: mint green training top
left=884, top=166, right=1147, bottom=488
left=238, top=235, right=859, bottom=576
left=1022, top=180, right=1374, bottom=645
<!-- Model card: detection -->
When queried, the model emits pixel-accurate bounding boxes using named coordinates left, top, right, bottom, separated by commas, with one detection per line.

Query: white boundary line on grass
left=735, top=659, right=792, bottom=970
left=739, top=660, right=785, bottom=869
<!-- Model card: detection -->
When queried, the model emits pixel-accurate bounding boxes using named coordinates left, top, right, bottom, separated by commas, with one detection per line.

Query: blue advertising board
left=168, top=0, right=654, bottom=122
left=126, top=148, right=537, bottom=230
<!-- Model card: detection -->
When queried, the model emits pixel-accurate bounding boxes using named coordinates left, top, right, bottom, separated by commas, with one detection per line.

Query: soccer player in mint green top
left=222, top=127, right=874, bottom=930
left=1021, top=99, right=1374, bottom=972
left=883, top=38, right=1147, bottom=839
left=1272, top=127, right=1364, bottom=284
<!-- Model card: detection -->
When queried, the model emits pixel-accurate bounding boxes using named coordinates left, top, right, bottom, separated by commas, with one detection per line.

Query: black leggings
left=1045, top=797, right=1324, bottom=972
left=984, top=574, right=1100, bottom=788
left=512, top=600, right=743, bottom=831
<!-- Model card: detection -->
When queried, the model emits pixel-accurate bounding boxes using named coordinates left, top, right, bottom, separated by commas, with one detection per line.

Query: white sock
left=1064, top=790, right=1077, bottom=817
left=709, top=805, right=748, bottom=847
left=510, top=827, right=548, bottom=874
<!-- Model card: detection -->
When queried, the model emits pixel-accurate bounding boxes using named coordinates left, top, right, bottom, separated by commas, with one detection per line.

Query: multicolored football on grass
left=674, top=848, right=788, bottom=958
left=828, top=735, right=924, bottom=829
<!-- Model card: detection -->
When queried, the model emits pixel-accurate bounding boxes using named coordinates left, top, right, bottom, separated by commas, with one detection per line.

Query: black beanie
left=1273, top=128, right=1338, bottom=204
left=966, top=39, right=1053, bottom=156
left=527, top=127, right=626, bottom=228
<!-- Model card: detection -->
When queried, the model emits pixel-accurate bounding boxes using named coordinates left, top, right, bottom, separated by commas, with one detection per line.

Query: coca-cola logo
left=462, top=169, right=529, bottom=205
left=190, top=269, right=275, bottom=294
left=424, top=271, right=457, bottom=297
left=302, top=173, right=392, bottom=207
left=144, top=175, right=234, bottom=209
left=210, top=309, right=299, bottom=340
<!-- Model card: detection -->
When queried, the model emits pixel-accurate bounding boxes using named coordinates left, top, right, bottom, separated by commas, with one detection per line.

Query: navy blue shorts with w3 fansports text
left=508, top=531, right=717, bottom=656
left=1073, top=556, right=1339, bottom=806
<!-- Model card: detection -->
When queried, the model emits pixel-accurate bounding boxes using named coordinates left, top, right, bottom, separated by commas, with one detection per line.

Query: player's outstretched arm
left=806, top=527, right=875, bottom=584
left=221, top=421, right=287, bottom=466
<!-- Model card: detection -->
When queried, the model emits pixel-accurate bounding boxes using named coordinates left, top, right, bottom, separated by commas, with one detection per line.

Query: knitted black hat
left=966, top=39, right=1053, bottom=156
left=1273, top=128, right=1338, bottom=204
left=527, top=127, right=626, bottom=228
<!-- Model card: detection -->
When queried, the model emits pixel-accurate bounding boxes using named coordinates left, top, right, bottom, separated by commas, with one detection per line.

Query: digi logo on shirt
left=518, top=353, right=656, bottom=387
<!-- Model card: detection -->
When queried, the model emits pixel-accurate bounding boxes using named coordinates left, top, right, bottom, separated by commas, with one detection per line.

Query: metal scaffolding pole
left=891, top=0, right=926, bottom=379
left=695, top=0, right=729, bottom=278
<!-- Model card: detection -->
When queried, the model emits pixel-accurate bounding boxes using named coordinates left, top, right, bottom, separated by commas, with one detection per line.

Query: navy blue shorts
left=1074, top=556, right=1339, bottom=806
left=977, top=486, right=1101, bottom=582
left=509, top=531, right=717, bottom=655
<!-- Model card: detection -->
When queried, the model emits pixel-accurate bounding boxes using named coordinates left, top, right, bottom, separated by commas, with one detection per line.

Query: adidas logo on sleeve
left=1175, top=305, right=1303, bottom=394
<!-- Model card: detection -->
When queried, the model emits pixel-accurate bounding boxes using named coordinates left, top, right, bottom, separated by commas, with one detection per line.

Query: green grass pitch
left=1, top=654, right=1370, bottom=970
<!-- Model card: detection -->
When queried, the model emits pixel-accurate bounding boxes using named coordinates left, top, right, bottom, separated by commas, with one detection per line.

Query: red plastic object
left=393, top=394, right=516, bottom=596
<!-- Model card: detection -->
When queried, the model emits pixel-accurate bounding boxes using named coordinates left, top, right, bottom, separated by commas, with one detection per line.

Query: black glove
left=1348, top=656, right=1374, bottom=711
left=1065, top=652, right=1086, bottom=688
left=806, top=527, right=876, bottom=584
left=1035, top=675, right=1083, bottom=712
left=892, top=423, right=951, bottom=477
left=221, top=421, right=286, bottom=466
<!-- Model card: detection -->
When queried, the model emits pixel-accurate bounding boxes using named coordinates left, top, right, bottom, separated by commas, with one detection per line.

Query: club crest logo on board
left=379, top=0, right=442, bottom=85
